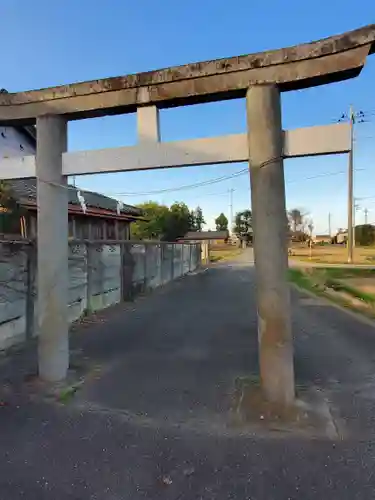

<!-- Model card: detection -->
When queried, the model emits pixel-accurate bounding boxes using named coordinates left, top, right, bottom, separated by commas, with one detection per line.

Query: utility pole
left=347, top=105, right=355, bottom=263
left=308, top=219, right=314, bottom=260
left=229, top=188, right=234, bottom=234
left=353, top=200, right=362, bottom=248
left=339, top=106, right=366, bottom=262
left=328, top=212, right=331, bottom=236
left=364, top=207, right=369, bottom=225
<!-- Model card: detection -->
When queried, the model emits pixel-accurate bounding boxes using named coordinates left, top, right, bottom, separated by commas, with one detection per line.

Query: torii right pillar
left=247, top=84, right=294, bottom=406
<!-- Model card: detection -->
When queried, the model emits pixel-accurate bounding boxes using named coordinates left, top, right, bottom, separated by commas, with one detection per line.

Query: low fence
left=0, top=240, right=201, bottom=350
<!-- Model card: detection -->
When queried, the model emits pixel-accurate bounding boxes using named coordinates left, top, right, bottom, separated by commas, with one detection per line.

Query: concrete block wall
left=87, top=244, right=122, bottom=313
left=67, top=243, right=88, bottom=322
left=0, top=240, right=200, bottom=350
left=0, top=242, right=29, bottom=349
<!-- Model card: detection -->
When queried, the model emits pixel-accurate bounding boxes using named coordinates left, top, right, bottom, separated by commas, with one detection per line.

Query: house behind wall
left=0, top=124, right=144, bottom=239
left=178, top=230, right=229, bottom=246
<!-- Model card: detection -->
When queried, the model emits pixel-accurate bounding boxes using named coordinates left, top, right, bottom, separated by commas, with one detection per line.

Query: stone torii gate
left=0, top=25, right=374, bottom=405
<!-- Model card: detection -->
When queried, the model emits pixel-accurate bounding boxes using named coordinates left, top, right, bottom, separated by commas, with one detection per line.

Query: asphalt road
left=1, top=250, right=375, bottom=499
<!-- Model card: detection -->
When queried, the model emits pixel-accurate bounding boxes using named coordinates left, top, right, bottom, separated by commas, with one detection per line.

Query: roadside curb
left=290, top=282, right=375, bottom=330
left=189, top=267, right=209, bottom=276
left=289, top=259, right=375, bottom=270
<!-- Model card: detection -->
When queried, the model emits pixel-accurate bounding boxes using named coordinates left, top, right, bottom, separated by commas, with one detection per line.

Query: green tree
left=355, top=224, right=375, bottom=246
left=164, top=202, right=193, bottom=241
left=234, top=209, right=252, bottom=242
left=131, top=201, right=169, bottom=240
left=131, top=200, right=198, bottom=242
left=288, top=208, right=302, bottom=232
left=192, top=206, right=205, bottom=231
left=287, top=208, right=308, bottom=233
left=287, top=208, right=309, bottom=242
left=215, top=213, right=228, bottom=231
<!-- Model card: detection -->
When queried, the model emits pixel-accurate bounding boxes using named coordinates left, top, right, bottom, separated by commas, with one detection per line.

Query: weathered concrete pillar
left=246, top=85, right=294, bottom=406
left=36, top=115, right=69, bottom=382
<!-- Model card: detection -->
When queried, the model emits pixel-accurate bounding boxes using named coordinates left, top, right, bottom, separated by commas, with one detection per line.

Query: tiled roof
left=181, top=230, right=229, bottom=240
left=7, top=178, right=142, bottom=217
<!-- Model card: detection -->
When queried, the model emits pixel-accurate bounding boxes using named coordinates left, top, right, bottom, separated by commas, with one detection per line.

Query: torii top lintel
left=0, top=25, right=374, bottom=125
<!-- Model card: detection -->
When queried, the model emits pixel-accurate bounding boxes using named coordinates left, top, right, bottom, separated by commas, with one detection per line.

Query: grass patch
left=320, top=267, right=375, bottom=279
left=324, top=279, right=375, bottom=305
left=288, top=269, right=323, bottom=294
left=289, top=244, right=375, bottom=265
left=288, top=266, right=375, bottom=316
left=56, top=380, right=84, bottom=404
left=58, top=386, right=78, bottom=403
left=306, top=267, right=375, bottom=305
left=209, top=255, right=222, bottom=263
left=209, top=248, right=243, bottom=263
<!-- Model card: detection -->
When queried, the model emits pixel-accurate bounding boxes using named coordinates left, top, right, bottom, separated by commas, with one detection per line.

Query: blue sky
left=1, top=1, right=375, bottom=233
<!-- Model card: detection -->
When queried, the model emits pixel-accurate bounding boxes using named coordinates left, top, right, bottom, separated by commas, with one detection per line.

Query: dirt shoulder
left=209, top=247, right=244, bottom=263
left=288, top=266, right=375, bottom=319
left=289, top=244, right=375, bottom=265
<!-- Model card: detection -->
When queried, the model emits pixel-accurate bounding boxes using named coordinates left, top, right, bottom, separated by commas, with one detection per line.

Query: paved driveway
left=1, top=252, right=375, bottom=499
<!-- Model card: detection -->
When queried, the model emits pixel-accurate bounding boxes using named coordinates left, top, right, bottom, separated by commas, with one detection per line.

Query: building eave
left=20, top=200, right=144, bottom=221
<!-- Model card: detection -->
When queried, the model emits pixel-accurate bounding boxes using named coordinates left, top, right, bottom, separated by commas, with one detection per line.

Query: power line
left=356, top=195, right=375, bottom=201
left=67, top=109, right=374, bottom=200
left=354, top=136, right=375, bottom=141
left=337, top=108, right=372, bottom=123
left=98, top=166, right=367, bottom=200
left=109, top=168, right=248, bottom=197
left=288, top=169, right=363, bottom=184
left=236, top=168, right=367, bottom=195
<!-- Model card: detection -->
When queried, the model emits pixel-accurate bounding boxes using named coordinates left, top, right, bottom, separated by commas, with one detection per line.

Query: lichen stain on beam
left=0, top=24, right=374, bottom=124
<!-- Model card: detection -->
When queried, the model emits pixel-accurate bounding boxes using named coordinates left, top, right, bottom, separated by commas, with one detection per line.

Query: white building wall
left=0, top=126, right=35, bottom=159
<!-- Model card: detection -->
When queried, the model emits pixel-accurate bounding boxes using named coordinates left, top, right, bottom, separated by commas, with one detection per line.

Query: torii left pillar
left=36, top=115, right=69, bottom=382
